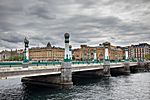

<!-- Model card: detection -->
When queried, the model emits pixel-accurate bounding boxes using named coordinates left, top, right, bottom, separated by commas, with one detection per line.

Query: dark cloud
left=0, top=32, right=24, bottom=43
left=0, top=0, right=150, bottom=50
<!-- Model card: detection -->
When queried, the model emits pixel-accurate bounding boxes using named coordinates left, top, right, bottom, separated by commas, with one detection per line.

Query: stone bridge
left=0, top=61, right=149, bottom=88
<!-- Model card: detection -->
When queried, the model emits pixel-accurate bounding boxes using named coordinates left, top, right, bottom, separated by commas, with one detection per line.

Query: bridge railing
left=0, top=61, right=22, bottom=68
left=72, top=61, right=103, bottom=65
left=0, top=61, right=62, bottom=68
left=30, top=61, right=62, bottom=66
left=0, top=60, right=143, bottom=68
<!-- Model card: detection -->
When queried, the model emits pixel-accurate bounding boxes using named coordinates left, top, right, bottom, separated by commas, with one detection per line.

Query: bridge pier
left=22, top=63, right=29, bottom=68
left=148, top=63, right=150, bottom=71
left=123, top=62, right=130, bottom=75
left=138, top=61, right=150, bottom=72
left=60, top=62, right=73, bottom=89
left=103, top=61, right=111, bottom=77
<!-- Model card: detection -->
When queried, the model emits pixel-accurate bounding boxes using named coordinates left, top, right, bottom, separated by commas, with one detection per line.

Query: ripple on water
left=0, top=73, right=150, bottom=100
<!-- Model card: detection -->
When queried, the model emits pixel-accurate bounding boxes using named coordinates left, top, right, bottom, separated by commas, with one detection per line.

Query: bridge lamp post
left=60, top=33, right=73, bottom=89
left=84, top=53, right=86, bottom=61
left=124, top=48, right=130, bottom=74
left=83, top=53, right=85, bottom=61
left=53, top=53, right=55, bottom=65
left=23, top=37, right=29, bottom=63
left=69, top=45, right=72, bottom=61
left=83, top=53, right=86, bottom=64
left=22, top=37, right=29, bottom=68
left=64, top=33, right=71, bottom=62
left=125, top=48, right=129, bottom=62
left=88, top=51, right=90, bottom=63
left=103, top=42, right=111, bottom=77
left=104, top=46, right=109, bottom=61
left=94, top=49, right=97, bottom=63
left=82, top=48, right=84, bottom=61
left=115, top=54, right=117, bottom=63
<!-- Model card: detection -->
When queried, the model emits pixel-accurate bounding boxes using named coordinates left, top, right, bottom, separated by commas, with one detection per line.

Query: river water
left=0, top=72, right=150, bottom=100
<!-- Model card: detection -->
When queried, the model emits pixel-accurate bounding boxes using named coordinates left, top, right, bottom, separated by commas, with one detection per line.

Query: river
left=0, top=72, right=150, bottom=100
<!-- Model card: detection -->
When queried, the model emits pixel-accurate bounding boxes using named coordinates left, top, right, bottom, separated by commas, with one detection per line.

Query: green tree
left=72, top=55, right=75, bottom=60
left=8, top=55, right=23, bottom=61
left=145, top=54, right=150, bottom=60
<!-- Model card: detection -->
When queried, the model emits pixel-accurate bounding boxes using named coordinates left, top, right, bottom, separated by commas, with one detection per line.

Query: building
left=96, top=45, right=104, bottom=61
left=0, top=50, right=11, bottom=61
left=0, top=42, right=64, bottom=61
left=29, top=42, right=64, bottom=61
left=2, top=42, right=149, bottom=62
left=102, top=42, right=124, bottom=61
left=0, top=49, right=23, bottom=61
left=72, top=42, right=124, bottom=61
left=73, top=45, right=96, bottom=61
left=72, top=48, right=81, bottom=61
left=128, top=43, right=150, bottom=61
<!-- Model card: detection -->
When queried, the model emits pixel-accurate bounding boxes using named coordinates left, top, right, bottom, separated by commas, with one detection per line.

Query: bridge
left=0, top=33, right=150, bottom=89
left=0, top=62, right=138, bottom=78
left=0, top=59, right=149, bottom=89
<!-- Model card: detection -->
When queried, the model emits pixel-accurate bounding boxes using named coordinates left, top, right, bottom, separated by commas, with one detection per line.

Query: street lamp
left=88, top=51, right=90, bottom=63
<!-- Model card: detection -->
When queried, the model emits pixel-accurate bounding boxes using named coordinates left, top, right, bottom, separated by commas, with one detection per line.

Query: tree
left=72, top=55, right=75, bottom=60
left=7, top=55, right=23, bottom=61
left=145, top=54, right=150, bottom=60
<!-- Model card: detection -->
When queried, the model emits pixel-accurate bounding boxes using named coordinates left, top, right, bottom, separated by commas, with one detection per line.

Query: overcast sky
left=0, top=0, right=150, bottom=51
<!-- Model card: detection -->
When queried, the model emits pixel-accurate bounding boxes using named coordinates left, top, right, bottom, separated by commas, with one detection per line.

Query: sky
left=0, top=0, right=150, bottom=51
